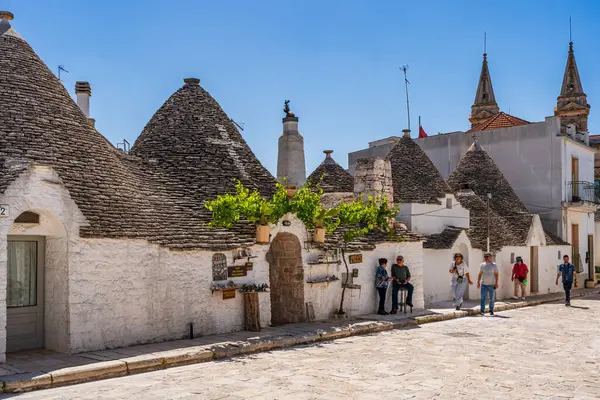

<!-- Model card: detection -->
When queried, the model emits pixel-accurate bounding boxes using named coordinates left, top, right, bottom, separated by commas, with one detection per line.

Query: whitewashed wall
left=565, top=208, right=595, bottom=281
left=423, top=231, right=475, bottom=305
left=398, top=195, right=470, bottom=235
left=0, top=170, right=426, bottom=357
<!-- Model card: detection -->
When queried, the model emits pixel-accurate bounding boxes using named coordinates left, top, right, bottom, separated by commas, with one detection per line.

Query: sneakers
left=521, top=297, right=526, bottom=301
left=390, top=309, right=397, bottom=314
left=455, top=306, right=460, bottom=311
left=407, top=302, right=414, bottom=308
left=377, top=310, right=389, bottom=315
left=490, top=311, right=495, bottom=316
left=479, top=310, right=485, bottom=315
left=565, top=302, right=571, bottom=307
left=512, top=296, right=518, bottom=300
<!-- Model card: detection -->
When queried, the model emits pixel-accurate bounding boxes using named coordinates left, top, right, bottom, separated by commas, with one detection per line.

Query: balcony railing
left=566, top=181, right=600, bottom=204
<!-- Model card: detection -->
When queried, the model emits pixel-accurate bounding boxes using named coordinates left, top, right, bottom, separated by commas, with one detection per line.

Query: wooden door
left=587, top=235, right=594, bottom=278
left=6, top=236, right=45, bottom=352
left=572, top=157, right=580, bottom=199
left=572, top=224, right=580, bottom=272
left=529, top=246, right=539, bottom=294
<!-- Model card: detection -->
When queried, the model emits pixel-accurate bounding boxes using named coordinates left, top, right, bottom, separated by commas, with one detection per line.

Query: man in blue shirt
left=555, top=255, right=578, bottom=306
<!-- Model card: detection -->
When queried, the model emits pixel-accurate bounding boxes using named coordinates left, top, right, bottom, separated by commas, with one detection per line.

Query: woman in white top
left=448, top=253, right=473, bottom=310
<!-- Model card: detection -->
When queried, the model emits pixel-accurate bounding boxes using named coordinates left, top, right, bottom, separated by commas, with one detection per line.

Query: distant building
left=348, top=42, right=598, bottom=284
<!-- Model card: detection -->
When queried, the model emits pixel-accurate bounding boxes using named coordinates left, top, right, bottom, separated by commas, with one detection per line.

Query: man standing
left=556, top=255, right=578, bottom=306
left=391, top=255, right=414, bottom=314
left=511, top=256, right=528, bottom=300
left=477, top=253, right=499, bottom=315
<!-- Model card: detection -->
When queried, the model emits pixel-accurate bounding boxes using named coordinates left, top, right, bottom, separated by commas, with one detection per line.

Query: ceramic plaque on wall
left=212, top=253, right=228, bottom=281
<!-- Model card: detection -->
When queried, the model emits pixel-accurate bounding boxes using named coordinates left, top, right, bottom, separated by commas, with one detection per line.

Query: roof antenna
left=569, top=15, right=572, bottom=43
left=58, top=65, right=69, bottom=82
left=117, top=139, right=130, bottom=153
left=484, top=32, right=487, bottom=54
left=399, top=65, right=411, bottom=131
left=231, top=119, right=245, bottom=131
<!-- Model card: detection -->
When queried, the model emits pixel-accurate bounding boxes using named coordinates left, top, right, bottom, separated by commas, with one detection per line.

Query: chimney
left=402, top=129, right=411, bottom=138
left=75, top=81, right=91, bottom=118
left=277, top=101, right=306, bottom=188
left=0, top=11, right=14, bottom=22
left=353, top=157, right=394, bottom=206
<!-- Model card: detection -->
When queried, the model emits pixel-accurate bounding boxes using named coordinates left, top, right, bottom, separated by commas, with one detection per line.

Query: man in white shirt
left=477, top=253, right=499, bottom=315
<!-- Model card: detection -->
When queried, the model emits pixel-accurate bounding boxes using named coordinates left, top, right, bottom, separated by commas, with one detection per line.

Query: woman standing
left=449, top=253, right=472, bottom=310
left=375, top=258, right=391, bottom=315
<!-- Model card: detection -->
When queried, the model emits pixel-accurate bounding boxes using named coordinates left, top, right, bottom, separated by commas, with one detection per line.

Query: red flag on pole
left=418, top=125, right=428, bottom=138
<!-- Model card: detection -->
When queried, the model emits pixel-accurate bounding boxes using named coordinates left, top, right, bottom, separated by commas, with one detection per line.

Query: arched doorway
left=5, top=210, right=69, bottom=353
left=267, top=232, right=305, bottom=326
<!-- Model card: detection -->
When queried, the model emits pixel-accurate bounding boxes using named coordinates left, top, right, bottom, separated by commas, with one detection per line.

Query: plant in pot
left=312, top=208, right=339, bottom=243
left=205, top=180, right=288, bottom=244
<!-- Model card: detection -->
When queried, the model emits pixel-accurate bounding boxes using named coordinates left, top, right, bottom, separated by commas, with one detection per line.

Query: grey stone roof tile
left=307, top=150, right=354, bottom=193
left=447, top=141, right=533, bottom=251
left=387, top=136, right=453, bottom=205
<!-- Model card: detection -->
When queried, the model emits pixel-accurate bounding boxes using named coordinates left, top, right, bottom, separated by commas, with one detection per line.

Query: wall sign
left=0, top=204, right=8, bottom=218
left=352, top=268, right=359, bottom=278
left=228, top=265, right=248, bottom=278
left=245, top=262, right=254, bottom=271
left=212, top=253, right=228, bottom=281
left=348, top=254, right=362, bottom=264
left=222, top=288, right=236, bottom=300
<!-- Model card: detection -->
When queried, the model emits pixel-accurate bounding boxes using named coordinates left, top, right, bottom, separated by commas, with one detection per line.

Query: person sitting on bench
left=391, top=255, right=414, bottom=313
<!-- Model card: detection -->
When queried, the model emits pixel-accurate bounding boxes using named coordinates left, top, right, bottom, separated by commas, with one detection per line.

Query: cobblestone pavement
left=5, top=295, right=600, bottom=400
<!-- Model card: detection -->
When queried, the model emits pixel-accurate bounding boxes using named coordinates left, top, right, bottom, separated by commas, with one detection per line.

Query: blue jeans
left=480, top=285, right=495, bottom=312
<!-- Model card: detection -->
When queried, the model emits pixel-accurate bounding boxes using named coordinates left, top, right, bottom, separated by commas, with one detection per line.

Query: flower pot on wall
left=585, top=279, right=595, bottom=289
left=313, top=227, right=326, bottom=243
left=256, top=225, right=270, bottom=243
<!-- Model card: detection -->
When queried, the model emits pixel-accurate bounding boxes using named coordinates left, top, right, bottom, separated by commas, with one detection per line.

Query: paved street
left=5, top=295, right=600, bottom=400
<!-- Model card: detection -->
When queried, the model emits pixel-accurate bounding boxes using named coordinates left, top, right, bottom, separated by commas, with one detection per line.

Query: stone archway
left=267, top=232, right=305, bottom=326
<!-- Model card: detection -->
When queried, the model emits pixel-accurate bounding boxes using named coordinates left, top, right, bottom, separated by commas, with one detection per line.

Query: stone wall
left=353, top=157, right=394, bottom=205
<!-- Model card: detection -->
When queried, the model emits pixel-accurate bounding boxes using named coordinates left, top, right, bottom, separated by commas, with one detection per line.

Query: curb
left=2, top=289, right=597, bottom=394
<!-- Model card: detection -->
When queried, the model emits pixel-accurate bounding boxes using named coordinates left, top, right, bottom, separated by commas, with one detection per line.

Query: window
left=446, top=197, right=452, bottom=209
left=510, top=253, right=515, bottom=263
left=14, top=211, right=40, bottom=224
left=7, top=241, right=38, bottom=307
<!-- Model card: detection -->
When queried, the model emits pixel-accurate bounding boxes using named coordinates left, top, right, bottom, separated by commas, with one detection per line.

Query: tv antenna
left=58, top=65, right=69, bottom=82
left=117, top=139, right=130, bottom=153
left=399, top=64, right=411, bottom=131
left=231, top=119, right=245, bottom=131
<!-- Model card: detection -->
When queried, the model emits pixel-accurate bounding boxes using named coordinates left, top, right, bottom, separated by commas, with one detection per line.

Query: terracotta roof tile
left=467, top=112, right=530, bottom=133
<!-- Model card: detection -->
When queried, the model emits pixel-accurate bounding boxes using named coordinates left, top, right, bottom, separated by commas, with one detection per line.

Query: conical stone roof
left=306, top=150, right=354, bottom=193
left=131, top=78, right=276, bottom=199
left=387, top=136, right=453, bottom=205
left=0, top=19, right=272, bottom=250
left=447, top=141, right=533, bottom=250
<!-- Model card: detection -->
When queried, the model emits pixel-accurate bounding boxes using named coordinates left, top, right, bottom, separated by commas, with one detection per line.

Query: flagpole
left=419, top=115, right=421, bottom=130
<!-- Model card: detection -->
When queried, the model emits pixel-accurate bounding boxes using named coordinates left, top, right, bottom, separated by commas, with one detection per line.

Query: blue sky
left=5, top=0, right=600, bottom=174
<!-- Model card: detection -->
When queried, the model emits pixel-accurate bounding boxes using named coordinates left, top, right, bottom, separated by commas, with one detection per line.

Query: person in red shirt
left=511, top=257, right=529, bottom=300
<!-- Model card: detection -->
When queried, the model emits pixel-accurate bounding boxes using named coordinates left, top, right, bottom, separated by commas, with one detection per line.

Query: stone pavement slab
left=0, top=288, right=597, bottom=394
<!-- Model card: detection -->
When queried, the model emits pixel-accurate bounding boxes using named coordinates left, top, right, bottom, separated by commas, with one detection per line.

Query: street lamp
left=487, top=193, right=492, bottom=253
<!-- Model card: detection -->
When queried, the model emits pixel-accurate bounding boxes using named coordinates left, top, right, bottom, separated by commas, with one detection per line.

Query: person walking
left=511, top=256, right=529, bottom=300
left=477, top=253, right=499, bottom=315
left=449, top=253, right=472, bottom=310
left=556, top=255, right=578, bottom=306
left=391, top=255, right=414, bottom=314
left=375, top=258, right=392, bottom=315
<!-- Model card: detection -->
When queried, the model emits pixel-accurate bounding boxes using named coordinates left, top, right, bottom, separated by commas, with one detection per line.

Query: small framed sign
left=228, top=265, right=247, bottom=278
left=245, top=262, right=253, bottom=271
left=352, top=268, right=359, bottom=278
left=222, top=288, right=236, bottom=300
left=348, top=254, right=362, bottom=264
left=0, top=204, right=9, bottom=218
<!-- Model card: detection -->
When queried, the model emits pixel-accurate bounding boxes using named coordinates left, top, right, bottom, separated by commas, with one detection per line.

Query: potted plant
left=205, top=180, right=288, bottom=244
left=313, top=208, right=339, bottom=243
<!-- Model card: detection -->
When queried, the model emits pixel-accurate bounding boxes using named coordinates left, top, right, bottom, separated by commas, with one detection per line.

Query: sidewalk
left=0, top=288, right=597, bottom=394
